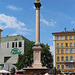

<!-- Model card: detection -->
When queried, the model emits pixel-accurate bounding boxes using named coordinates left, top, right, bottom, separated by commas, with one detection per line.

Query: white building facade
left=0, top=35, right=30, bottom=71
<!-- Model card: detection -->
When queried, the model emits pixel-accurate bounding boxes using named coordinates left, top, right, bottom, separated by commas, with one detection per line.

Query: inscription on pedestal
left=34, top=51, right=39, bottom=62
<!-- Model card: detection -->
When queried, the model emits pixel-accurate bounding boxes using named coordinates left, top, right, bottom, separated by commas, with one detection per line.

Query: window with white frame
left=70, top=64, right=73, bottom=69
left=66, top=56, right=68, bottom=61
left=69, top=36, right=72, bottom=40
left=57, top=43, right=59, bottom=47
left=61, top=36, right=63, bottom=40
left=61, top=64, right=64, bottom=69
left=66, top=64, right=69, bottom=69
left=70, top=49, right=73, bottom=54
left=15, top=42, right=17, bottom=47
left=61, top=43, right=63, bottom=47
left=70, top=43, right=72, bottom=47
left=65, top=49, right=68, bottom=54
left=57, top=36, right=59, bottom=40
left=61, top=49, right=64, bottom=54
left=12, top=42, right=14, bottom=48
left=61, top=56, right=64, bottom=61
left=70, top=56, right=73, bottom=62
left=65, top=43, right=68, bottom=47
left=19, top=42, right=22, bottom=47
left=7, top=43, right=9, bottom=48
left=57, top=64, right=60, bottom=69
left=57, top=56, right=60, bottom=61
left=57, top=49, right=59, bottom=54
left=65, top=36, right=68, bottom=40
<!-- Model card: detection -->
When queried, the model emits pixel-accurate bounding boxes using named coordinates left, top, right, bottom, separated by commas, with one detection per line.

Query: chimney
left=73, top=29, right=74, bottom=31
left=64, top=28, right=66, bottom=32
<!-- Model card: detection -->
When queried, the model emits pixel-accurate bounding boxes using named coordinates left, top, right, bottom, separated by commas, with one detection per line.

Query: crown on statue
left=36, top=0, right=40, bottom=3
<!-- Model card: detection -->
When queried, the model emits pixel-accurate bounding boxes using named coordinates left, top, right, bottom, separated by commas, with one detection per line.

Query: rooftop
left=52, top=28, right=75, bottom=35
left=1, top=35, right=30, bottom=42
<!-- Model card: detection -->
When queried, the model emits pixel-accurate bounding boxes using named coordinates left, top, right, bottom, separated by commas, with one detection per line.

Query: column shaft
left=35, top=8, right=40, bottom=45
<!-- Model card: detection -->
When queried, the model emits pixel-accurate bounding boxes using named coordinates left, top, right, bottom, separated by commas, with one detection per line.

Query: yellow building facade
left=52, top=28, right=75, bottom=73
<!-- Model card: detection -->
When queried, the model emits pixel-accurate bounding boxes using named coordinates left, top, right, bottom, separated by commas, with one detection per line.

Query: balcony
left=56, top=46, right=75, bottom=49
left=61, top=69, right=75, bottom=73
left=56, top=60, right=75, bottom=64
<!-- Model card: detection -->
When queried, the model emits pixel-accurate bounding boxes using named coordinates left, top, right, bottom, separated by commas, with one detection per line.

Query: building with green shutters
left=0, top=35, right=30, bottom=71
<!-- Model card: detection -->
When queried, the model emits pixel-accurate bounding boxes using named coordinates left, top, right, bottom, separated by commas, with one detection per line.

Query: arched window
left=61, top=56, right=64, bottom=61
left=57, top=49, right=59, bottom=54
left=57, top=56, right=60, bottom=61
left=70, top=56, right=73, bottom=61
left=66, top=56, right=68, bottom=61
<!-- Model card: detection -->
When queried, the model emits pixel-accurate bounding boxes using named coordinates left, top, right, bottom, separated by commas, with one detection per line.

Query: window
left=57, top=56, right=60, bottom=61
left=61, top=49, right=64, bottom=54
left=74, top=43, right=75, bottom=47
left=65, top=49, right=68, bottom=54
left=69, top=36, right=72, bottom=40
left=61, top=56, right=64, bottom=61
left=65, top=36, right=68, bottom=40
left=15, top=42, right=17, bottom=47
left=57, top=64, right=60, bottom=69
left=66, top=64, right=69, bottom=69
left=65, top=43, right=68, bottom=47
left=57, top=43, right=59, bottom=47
left=70, top=43, right=72, bottom=47
left=74, top=36, right=75, bottom=40
left=57, top=49, right=59, bottom=54
left=12, top=42, right=14, bottom=48
left=66, top=56, right=68, bottom=61
left=70, top=64, right=73, bottom=69
left=70, top=49, right=73, bottom=54
left=61, top=64, right=64, bottom=69
left=61, top=43, right=63, bottom=47
left=61, top=36, right=63, bottom=40
left=7, top=43, right=9, bottom=48
left=57, top=36, right=59, bottom=40
left=74, top=49, right=75, bottom=53
left=19, top=42, right=22, bottom=47
left=70, top=56, right=73, bottom=62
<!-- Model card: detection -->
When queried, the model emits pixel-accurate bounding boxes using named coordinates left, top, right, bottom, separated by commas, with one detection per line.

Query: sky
left=0, top=0, right=75, bottom=54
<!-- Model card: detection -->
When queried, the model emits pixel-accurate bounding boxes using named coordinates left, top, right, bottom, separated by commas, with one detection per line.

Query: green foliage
left=11, top=67, right=16, bottom=74
left=16, top=41, right=53, bottom=70
left=41, top=43, right=53, bottom=68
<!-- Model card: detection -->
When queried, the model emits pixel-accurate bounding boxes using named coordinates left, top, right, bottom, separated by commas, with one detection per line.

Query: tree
left=11, top=67, right=16, bottom=75
left=16, top=41, right=53, bottom=70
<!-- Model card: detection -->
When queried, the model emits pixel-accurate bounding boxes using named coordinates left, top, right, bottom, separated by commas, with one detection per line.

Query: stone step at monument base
left=23, top=67, right=49, bottom=74
left=32, top=63, right=42, bottom=68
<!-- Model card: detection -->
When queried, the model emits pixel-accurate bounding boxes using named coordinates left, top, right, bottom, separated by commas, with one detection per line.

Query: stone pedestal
left=32, top=45, right=42, bottom=68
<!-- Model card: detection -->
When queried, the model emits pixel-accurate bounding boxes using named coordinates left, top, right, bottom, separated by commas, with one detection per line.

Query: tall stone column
left=0, top=29, right=2, bottom=50
left=32, top=0, right=42, bottom=68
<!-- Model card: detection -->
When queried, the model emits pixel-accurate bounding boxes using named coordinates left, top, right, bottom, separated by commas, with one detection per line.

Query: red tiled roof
left=52, top=31, right=75, bottom=35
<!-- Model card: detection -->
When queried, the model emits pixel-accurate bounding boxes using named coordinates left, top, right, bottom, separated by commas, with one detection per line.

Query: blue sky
left=0, top=0, right=75, bottom=54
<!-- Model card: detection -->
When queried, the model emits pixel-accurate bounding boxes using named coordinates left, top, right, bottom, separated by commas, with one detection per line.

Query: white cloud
left=71, top=21, right=75, bottom=25
left=0, top=14, right=31, bottom=35
left=50, top=46, right=53, bottom=55
left=7, top=5, right=22, bottom=11
left=0, top=14, right=25, bottom=29
left=40, top=18, right=56, bottom=26
left=10, top=33, right=18, bottom=36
